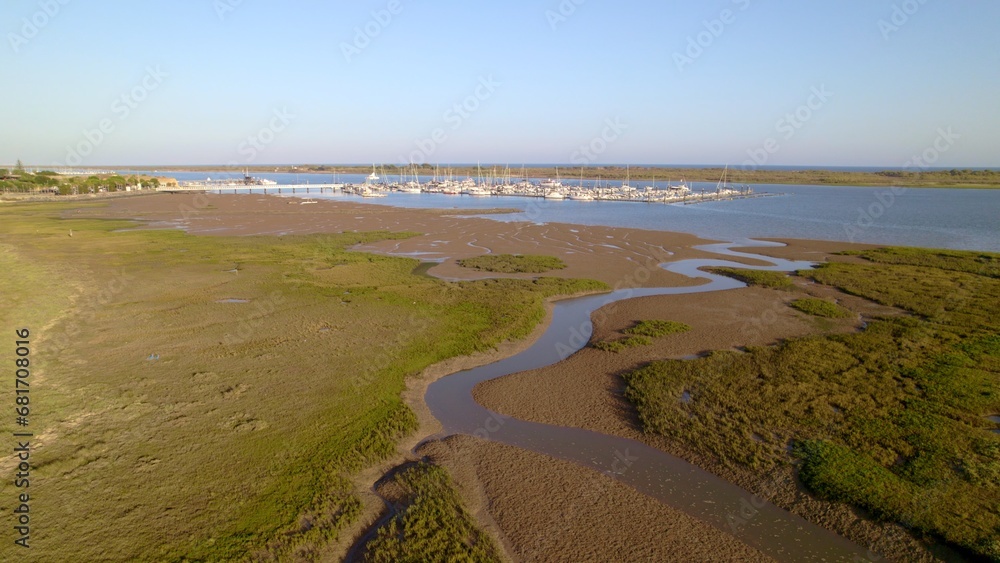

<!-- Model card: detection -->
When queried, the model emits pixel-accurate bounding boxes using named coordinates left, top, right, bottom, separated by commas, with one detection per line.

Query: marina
left=162, top=166, right=773, bottom=205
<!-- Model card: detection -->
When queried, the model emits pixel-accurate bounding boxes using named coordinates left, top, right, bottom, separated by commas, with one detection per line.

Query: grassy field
left=0, top=200, right=606, bottom=561
left=362, top=463, right=505, bottom=562
left=457, top=254, right=567, bottom=274
left=624, top=248, right=1000, bottom=559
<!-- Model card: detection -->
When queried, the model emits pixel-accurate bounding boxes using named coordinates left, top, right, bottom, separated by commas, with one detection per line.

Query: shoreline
left=69, top=165, right=1000, bottom=189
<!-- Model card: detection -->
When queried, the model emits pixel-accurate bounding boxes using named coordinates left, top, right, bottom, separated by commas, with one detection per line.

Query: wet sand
left=420, top=435, right=773, bottom=562
left=81, top=193, right=928, bottom=561
left=79, top=192, right=774, bottom=288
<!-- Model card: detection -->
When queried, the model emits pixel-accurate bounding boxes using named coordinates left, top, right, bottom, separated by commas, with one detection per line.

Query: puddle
left=216, top=299, right=250, bottom=304
left=987, top=415, right=1000, bottom=434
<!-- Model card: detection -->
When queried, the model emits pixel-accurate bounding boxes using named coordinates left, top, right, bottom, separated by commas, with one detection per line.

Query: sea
left=125, top=170, right=1000, bottom=253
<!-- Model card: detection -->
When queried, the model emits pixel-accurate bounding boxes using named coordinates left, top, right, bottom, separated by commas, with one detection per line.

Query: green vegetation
left=624, top=248, right=1000, bottom=559
left=363, top=463, right=504, bottom=562
left=0, top=171, right=159, bottom=195
left=0, top=201, right=606, bottom=562
left=625, top=319, right=692, bottom=337
left=790, top=298, right=853, bottom=319
left=594, top=335, right=653, bottom=353
left=710, top=267, right=794, bottom=289
left=458, top=253, right=567, bottom=274
left=595, top=319, right=690, bottom=353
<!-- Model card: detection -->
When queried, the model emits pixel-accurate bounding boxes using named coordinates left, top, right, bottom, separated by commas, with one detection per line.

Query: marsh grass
left=0, top=200, right=607, bottom=562
left=594, top=335, right=652, bottom=353
left=625, top=320, right=692, bottom=337
left=626, top=248, right=1000, bottom=559
left=790, top=298, right=853, bottom=319
left=457, top=254, right=567, bottom=274
left=709, top=267, right=794, bottom=289
left=362, top=463, right=504, bottom=562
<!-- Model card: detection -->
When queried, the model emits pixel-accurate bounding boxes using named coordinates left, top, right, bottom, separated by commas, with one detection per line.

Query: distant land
left=6, top=164, right=1000, bottom=189
left=118, top=164, right=1000, bottom=189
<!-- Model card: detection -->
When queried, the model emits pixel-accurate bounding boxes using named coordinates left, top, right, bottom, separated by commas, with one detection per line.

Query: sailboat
left=540, top=166, right=562, bottom=189
left=620, top=165, right=636, bottom=191
left=716, top=165, right=732, bottom=193
left=569, top=166, right=593, bottom=200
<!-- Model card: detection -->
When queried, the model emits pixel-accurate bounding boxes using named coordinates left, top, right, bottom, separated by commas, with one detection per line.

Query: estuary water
left=134, top=171, right=999, bottom=252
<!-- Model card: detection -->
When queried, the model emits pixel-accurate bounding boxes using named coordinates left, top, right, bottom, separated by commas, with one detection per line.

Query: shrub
left=594, top=335, right=652, bottom=352
left=709, top=267, right=794, bottom=289
left=458, top=254, right=567, bottom=273
left=625, top=319, right=692, bottom=337
left=790, top=298, right=853, bottom=318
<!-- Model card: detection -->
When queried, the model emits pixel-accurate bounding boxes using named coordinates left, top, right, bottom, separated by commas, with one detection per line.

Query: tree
left=14, top=159, right=24, bottom=173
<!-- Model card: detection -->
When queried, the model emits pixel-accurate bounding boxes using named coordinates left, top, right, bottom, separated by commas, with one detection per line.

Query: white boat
left=540, top=166, right=563, bottom=189
left=568, top=191, right=594, bottom=201
left=544, top=190, right=566, bottom=199
left=464, top=186, right=491, bottom=197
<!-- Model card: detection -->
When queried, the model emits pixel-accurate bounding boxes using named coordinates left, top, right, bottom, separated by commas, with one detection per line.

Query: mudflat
left=10, top=192, right=931, bottom=561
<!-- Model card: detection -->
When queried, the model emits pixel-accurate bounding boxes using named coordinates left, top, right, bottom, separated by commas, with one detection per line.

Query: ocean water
left=129, top=171, right=1000, bottom=252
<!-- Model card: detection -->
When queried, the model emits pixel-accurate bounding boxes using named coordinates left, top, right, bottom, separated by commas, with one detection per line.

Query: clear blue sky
left=3, top=0, right=998, bottom=167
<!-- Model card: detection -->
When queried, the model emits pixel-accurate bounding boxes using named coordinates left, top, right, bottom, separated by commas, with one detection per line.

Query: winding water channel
left=424, top=240, right=873, bottom=561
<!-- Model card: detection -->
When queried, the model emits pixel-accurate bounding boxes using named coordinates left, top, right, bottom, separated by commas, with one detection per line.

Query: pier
left=157, top=184, right=342, bottom=195
left=157, top=181, right=781, bottom=205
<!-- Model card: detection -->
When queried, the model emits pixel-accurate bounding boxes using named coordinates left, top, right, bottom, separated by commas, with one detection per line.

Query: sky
left=2, top=0, right=998, bottom=168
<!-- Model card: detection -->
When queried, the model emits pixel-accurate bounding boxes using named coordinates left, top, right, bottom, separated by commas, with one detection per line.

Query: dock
left=157, top=184, right=342, bottom=195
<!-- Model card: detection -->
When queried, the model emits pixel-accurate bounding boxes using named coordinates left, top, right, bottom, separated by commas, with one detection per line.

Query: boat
left=569, top=167, right=593, bottom=200
left=464, top=186, right=491, bottom=197
left=540, top=166, right=562, bottom=189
